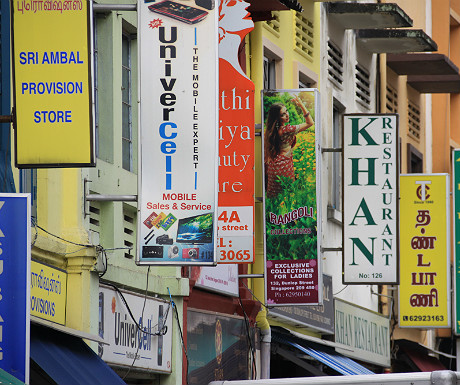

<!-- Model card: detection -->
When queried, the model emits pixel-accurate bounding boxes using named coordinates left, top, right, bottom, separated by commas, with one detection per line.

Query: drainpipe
left=256, top=307, right=271, bottom=379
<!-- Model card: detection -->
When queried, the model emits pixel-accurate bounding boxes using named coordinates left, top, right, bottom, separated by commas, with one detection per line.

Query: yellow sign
left=12, top=0, right=94, bottom=167
left=399, top=174, right=450, bottom=328
left=31, top=260, right=67, bottom=324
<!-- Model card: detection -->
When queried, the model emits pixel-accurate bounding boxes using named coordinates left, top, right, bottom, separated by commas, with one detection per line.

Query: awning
left=394, top=339, right=447, bottom=373
left=356, top=29, right=437, bottom=54
left=327, top=2, right=413, bottom=29
left=30, top=324, right=126, bottom=385
left=247, top=0, right=302, bottom=22
left=272, top=329, right=374, bottom=376
left=0, top=369, right=25, bottom=385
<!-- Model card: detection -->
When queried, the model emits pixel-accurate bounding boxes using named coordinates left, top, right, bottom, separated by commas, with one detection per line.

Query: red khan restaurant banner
left=217, top=0, right=254, bottom=263
left=262, top=89, right=321, bottom=306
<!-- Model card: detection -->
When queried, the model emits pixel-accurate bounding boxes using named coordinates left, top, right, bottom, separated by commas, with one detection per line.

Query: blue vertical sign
left=0, top=194, right=30, bottom=383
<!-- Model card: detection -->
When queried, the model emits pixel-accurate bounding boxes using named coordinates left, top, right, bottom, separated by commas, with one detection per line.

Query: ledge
left=327, top=2, right=413, bottom=29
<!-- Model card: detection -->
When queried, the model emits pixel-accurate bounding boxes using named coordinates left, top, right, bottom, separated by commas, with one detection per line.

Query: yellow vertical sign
left=12, top=0, right=94, bottom=167
left=399, top=174, right=450, bottom=328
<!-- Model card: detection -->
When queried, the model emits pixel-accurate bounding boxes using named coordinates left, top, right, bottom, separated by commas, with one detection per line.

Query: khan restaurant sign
left=343, top=114, right=399, bottom=284
left=137, top=0, right=218, bottom=265
left=334, top=298, right=390, bottom=367
left=399, top=174, right=450, bottom=328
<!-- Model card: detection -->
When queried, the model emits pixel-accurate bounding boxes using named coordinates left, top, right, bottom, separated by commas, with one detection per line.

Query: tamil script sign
left=0, top=194, right=30, bottom=383
left=399, top=174, right=450, bottom=328
left=343, top=114, right=399, bottom=284
left=12, top=0, right=94, bottom=167
left=137, top=0, right=219, bottom=265
left=31, top=261, right=67, bottom=325
left=454, top=150, right=460, bottom=334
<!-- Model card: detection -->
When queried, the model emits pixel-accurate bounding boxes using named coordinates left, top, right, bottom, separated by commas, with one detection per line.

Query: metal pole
left=85, top=194, right=137, bottom=202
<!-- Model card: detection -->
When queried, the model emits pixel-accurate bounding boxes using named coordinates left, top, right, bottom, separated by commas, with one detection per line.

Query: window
left=355, top=63, right=371, bottom=108
left=386, top=85, right=398, bottom=113
left=408, top=100, right=421, bottom=141
left=407, top=143, right=423, bottom=173
left=123, top=204, right=136, bottom=259
left=294, top=12, right=314, bottom=62
left=20, top=169, right=37, bottom=218
left=263, top=56, right=276, bottom=90
left=122, top=32, right=133, bottom=171
left=327, top=40, right=343, bottom=88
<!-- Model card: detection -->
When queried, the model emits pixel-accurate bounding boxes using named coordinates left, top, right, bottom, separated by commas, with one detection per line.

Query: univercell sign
left=137, top=0, right=218, bottom=265
left=0, top=194, right=30, bottom=383
left=342, top=114, right=399, bottom=284
left=11, top=0, right=94, bottom=167
left=98, top=285, right=172, bottom=372
left=399, top=174, right=450, bottom=328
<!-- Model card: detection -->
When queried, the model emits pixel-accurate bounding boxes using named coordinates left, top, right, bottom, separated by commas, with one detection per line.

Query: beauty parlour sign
left=137, top=0, right=218, bottom=265
left=217, top=0, right=254, bottom=264
left=343, top=114, right=399, bottom=284
left=262, top=89, right=321, bottom=306
left=399, top=174, right=450, bottom=328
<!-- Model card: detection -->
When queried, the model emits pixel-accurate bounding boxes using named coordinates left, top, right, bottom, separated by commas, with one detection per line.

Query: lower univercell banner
left=262, top=89, right=321, bottom=306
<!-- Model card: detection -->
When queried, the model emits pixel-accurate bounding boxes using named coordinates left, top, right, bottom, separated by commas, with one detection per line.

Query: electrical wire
left=123, top=266, right=151, bottom=380
left=173, top=302, right=189, bottom=385
left=237, top=294, right=257, bottom=380
left=239, top=278, right=275, bottom=310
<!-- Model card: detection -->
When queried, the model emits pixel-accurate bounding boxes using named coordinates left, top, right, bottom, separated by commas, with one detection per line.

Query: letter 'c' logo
left=416, top=181, right=431, bottom=201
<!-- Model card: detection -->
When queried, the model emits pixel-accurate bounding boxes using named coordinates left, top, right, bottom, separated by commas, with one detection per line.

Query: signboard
left=399, top=174, right=450, bottom=328
left=217, top=0, right=254, bottom=264
left=137, top=0, right=219, bottom=265
left=193, top=264, right=239, bottom=297
left=267, top=275, right=334, bottom=334
left=12, top=0, right=94, bottom=167
left=262, top=89, right=321, bottom=306
left=343, top=114, right=399, bottom=284
left=334, top=298, right=390, bottom=367
left=0, top=194, right=30, bottom=383
left=98, top=285, right=172, bottom=373
left=454, top=150, right=460, bottom=334
left=30, top=260, right=67, bottom=325
left=187, top=309, right=250, bottom=384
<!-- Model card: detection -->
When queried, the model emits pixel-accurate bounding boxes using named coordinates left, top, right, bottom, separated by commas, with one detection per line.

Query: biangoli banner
left=399, top=174, right=450, bottom=328
left=137, top=0, right=218, bottom=265
left=262, top=89, right=322, bottom=306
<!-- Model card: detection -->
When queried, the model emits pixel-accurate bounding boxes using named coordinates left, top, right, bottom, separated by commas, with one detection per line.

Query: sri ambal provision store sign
left=334, top=298, right=390, bottom=367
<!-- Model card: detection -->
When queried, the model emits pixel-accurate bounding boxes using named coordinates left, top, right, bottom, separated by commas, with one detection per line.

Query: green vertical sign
left=454, top=149, right=460, bottom=334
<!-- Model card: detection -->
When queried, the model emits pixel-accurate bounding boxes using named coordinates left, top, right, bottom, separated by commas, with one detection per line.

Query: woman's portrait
left=263, top=90, right=318, bottom=261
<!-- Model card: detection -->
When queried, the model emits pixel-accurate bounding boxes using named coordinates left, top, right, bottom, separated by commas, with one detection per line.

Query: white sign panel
left=98, top=286, right=172, bottom=373
left=137, top=0, right=219, bottom=265
left=343, top=114, right=399, bottom=284
left=193, top=264, right=239, bottom=296
left=335, top=299, right=390, bottom=367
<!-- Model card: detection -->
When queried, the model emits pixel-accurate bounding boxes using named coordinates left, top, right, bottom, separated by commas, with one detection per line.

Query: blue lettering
left=159, top=122, right=177, bottom=139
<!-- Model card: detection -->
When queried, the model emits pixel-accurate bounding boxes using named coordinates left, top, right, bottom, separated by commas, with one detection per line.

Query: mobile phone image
left=148, top=0, right=209, bottom=24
